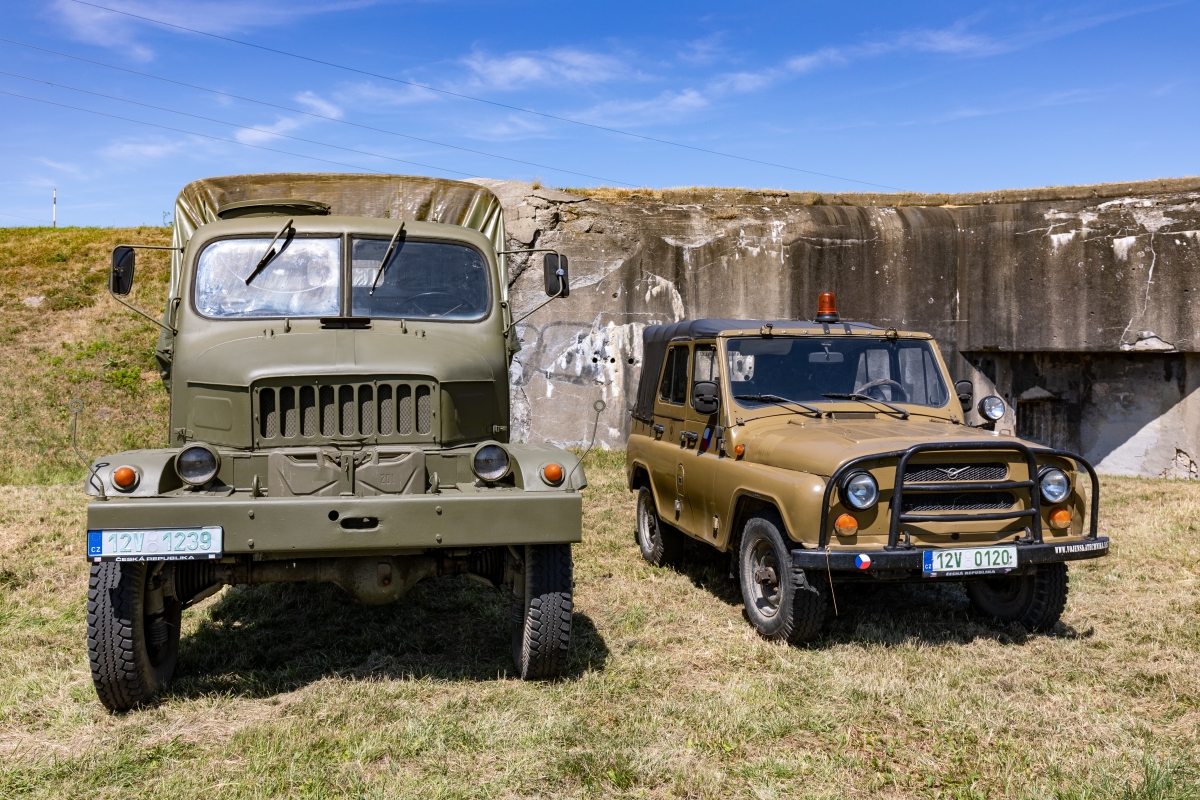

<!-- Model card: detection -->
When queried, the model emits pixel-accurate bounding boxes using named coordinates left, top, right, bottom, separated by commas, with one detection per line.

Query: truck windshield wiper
left=821, top=393, right=910, bottom=419
left=244, top=217, right=293, bottom=286
left=733, top=393, right=823, bottom=417
left=369, top=221, right=405, bottom=295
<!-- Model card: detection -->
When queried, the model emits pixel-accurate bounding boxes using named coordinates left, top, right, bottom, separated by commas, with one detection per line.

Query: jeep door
left=649, top=343, right=692, bottom=530
left=679, top=342, right=725, bottom=544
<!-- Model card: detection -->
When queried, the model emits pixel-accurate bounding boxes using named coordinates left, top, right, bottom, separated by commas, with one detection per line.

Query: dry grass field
left=0, top=228, right=1198, bottom=798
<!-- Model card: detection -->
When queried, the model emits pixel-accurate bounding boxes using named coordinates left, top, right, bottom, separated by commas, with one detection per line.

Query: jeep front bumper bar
left=792, top=537, right=1109, bottom=574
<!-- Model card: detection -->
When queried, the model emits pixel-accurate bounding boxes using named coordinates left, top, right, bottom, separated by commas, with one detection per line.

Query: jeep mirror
left=954, top=380, right=973, bottom=411
left=692, top=381, right=720, bottom=415
left=111, top=246, right=135, bottom=296
left=543, top=253, right=570, bottom=298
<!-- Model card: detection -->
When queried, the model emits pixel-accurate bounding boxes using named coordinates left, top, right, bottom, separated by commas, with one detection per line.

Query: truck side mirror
left=954, top=380, right=973, bottom=411
left=692, top=381, right=720, bottom=415
left=543, top=253, right=569, bottom=298
left=111, top=246, right=136, bottom=296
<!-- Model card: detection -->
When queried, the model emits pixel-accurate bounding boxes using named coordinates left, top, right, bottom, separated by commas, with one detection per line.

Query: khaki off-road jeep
left=626, top=294, right=1107, bottom=642
left=82, top=175, right=583, bottom=711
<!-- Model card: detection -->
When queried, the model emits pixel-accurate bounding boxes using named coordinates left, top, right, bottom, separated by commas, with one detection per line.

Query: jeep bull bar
left=812, top=441, right=1101, bottom=552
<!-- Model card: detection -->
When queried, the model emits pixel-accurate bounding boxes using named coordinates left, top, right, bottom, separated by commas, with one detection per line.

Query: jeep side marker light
left=834, top=513, right=858, bottom=536
left=541, top=463, right=564, bottom=485
left=816, top=291, right=839, bottom=323
left=112, top=466, right=139, bottom=491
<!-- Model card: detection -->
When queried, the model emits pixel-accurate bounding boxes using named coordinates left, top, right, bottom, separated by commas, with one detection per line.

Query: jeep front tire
left=87, top=562, right=182, bottom=712
left=966, top=562, right=1069, bottom=632
left=738, top=510, right=827, bottom=644
left=635, top=486, right=684, bottom=566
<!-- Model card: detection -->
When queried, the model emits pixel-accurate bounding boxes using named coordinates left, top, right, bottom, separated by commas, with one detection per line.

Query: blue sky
left=1, top=0, right=1197, bottom=226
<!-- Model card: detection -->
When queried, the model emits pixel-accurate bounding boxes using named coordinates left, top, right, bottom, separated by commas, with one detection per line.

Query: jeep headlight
left=978, top=395, right=1006, bottom=421
left=1039, top=467, right=1071, bottom=504
left=471, top=443, right=510, bottom=482
left=176, top=444, right=220, bottom=486
left=841, top=471, right=879, bottom=510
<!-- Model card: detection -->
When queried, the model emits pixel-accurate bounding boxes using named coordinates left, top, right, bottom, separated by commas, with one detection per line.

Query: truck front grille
left=900, top=492, right=1017, bottom=513
left=904, top=462, right=1007, bottom=482
left=256, top=378, right=436, bottom=445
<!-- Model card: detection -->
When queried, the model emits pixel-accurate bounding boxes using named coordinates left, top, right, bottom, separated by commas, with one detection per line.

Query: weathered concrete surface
left=467, top=177, right=1200, bottom=478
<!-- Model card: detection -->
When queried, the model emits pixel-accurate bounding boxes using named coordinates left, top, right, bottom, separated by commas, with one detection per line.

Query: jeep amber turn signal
left=734, top=444, right=745, bottom=459
left=816, top=291, right=839, bottom=323
left=542, top=462, right=564, bottom=485
left=1049, top=507, right=1072, bottom=529
left=834, top=513, right=858, bottom=536
left=112, top=466, right=138, bottom=491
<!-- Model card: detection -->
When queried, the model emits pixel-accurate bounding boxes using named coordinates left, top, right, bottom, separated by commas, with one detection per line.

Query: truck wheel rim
left=748, top=538, right=782, bottom=618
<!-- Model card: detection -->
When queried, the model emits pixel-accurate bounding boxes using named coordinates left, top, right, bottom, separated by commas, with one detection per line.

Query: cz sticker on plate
left=88, top=527, right=223, bottom=562
left=923, top=545, right=1017, bottom=577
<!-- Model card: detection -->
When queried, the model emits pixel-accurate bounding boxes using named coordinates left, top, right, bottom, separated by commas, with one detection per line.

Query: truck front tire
left=511, top=543, right=573, bottom=679
left=966, top=562, right=1069, bottom=632
left=87, top=562, right=182, bottom=712
left=738, top=510, right=827, bottom=645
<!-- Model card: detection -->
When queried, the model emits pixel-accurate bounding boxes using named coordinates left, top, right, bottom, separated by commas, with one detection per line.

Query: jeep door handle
left=652, top=424, right=664, bottom=435
left=680, top=431, right=699, bottom=447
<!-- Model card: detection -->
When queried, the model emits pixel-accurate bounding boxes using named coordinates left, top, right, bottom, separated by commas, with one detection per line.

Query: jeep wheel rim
left=748, top=538, right=782, bottom=618
left=637, top=491, right=657, bottom=550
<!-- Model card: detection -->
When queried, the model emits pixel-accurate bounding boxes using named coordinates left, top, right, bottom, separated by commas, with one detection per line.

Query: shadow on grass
left=166, top=576, right=609, bottom=700
left=664, top=537, right=1090, bottom=647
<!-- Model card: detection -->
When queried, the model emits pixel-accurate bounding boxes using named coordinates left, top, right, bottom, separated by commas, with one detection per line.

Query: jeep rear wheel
left=738, top=510, right=827, bottom=644
left=87, top=562, right=182, bottom=712
left=512, top=543, right=573, bottom=679
left=966, top=562, right=1069, bottom=632
left=636, top=486, right=684, bottom=566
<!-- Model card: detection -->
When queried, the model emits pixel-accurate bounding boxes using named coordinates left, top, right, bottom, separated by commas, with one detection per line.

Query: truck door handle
left=652, top=424, right=664, bottom=439
left=680, top=431, right=699, bottom=448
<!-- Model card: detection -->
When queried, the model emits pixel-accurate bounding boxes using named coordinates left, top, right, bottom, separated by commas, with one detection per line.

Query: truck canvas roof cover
left=169, top=173, right=507, bottom=300
left=632, top=318, right=882, bottom=422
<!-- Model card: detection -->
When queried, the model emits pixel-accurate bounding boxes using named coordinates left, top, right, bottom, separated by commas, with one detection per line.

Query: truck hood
left=743, top=416, right=1025, bottom=477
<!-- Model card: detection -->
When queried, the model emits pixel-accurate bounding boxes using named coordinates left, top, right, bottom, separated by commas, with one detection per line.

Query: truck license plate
left=923, top=545, right=1016, bottom=577
left=88, top=527, right=223, bottom=562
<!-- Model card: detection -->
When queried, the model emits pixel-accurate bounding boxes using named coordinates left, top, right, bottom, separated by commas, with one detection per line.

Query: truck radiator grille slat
left=255, top=378, right=437, bottom=444
left=904, top=462, right=1007, bottom=482
left=901, top=492, right=1017, bottom=513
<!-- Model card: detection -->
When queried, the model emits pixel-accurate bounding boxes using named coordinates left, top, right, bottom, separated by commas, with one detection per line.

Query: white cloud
left=235, top=91, right=340, bottom=144
left=677, top=34, right=725, bottom=66
left=463, top=47, right=633, bottom=90
left=100, top=136, right=190, bottom=161
left=37, top=158, right=84, bottom=176
left=574, top=89, right=709, bottom=128
left=465, top=114, right=548, bottom=142
left=295, top=91, right=343, bottom=120
left=334, top=81, right=441, bottom=108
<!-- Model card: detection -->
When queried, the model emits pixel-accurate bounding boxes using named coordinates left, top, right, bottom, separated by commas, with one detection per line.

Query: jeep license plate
left=923, top=545, right=1016, bottom=577
left=88, top=528, right=223, bottom=562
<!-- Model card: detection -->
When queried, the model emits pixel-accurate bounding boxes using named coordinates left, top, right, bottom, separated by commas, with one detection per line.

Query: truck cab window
left=351, top=238, right=490, bottom=320
left=195, top=237, right=341, bottom=318
left=692, top=345, right=718, bottom=384
left=659, top=345, right=690, bottom=405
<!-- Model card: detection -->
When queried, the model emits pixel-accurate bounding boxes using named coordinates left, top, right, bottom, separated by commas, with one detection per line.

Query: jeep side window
left=659, top=345, right=690, bottom=405
left=692, top=345, right=718, bottom=385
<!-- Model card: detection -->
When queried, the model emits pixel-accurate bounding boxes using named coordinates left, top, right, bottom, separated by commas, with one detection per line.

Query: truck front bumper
left=792, top=537, right=1109, bottom=578
left=87, top=490, right=582, bottom=558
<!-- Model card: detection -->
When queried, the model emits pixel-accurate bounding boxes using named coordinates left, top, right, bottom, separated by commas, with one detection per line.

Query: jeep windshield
left=726, top=336, right=949, bottom=409
left=194, top=235, right=490, bottom=321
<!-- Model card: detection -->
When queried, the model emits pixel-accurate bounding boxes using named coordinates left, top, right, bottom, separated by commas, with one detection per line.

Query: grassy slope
left=0, top=229, right=1197, bottom=797
left=0, top=457, right=1197, bottom=798
left=0, top=226, right=173, bottom=484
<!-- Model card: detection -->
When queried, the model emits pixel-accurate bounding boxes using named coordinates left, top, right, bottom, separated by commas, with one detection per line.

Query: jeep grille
left=255, top=378, right=436, bottom=445
left=904, top=462, right=1007, bottom=482
left=900, top=491, right=1017, bottom=513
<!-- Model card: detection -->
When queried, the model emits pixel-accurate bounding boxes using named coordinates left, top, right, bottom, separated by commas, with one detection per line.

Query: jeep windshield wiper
left=821, top=392, right=910, bottom=419
left=244, top=217, right=293, bottom=286
left=734, top=393, right=823, bottom=417
left=369, top=221, right=405, bottom=295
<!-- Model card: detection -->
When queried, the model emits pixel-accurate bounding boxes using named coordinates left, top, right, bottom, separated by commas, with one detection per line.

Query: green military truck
left=626, top=293, right=1107, bottom=643
left=84, top=174, right=583, bottom=711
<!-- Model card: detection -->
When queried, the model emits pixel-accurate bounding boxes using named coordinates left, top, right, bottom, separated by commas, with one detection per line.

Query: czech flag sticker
left=855, top=554, right=872, bottom=570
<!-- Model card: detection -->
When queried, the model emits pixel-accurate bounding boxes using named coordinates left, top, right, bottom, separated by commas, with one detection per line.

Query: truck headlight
left=176, top=444, right=220, bottom=486
left=1039, top=468, right=1071, bottom=504
left=472, top=443, right=510, bottom=482
left=841, top=471, right=879, bottom=510
left=978, top=395, right=1006, bottom=421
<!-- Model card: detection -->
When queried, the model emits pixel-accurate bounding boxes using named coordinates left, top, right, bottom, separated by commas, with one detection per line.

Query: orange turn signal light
left=1048, top=507, right=1072, bottom=530
left=734, top=444, right=745, bottom=459
left=542, top=463, right=564, bottom=485
left=834, top=513, right=858, bottom=536
left=112, top=466, right=138, bottom=491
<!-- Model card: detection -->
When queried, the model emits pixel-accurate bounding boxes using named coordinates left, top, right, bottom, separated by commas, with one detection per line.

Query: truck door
left=680, top=343, right=725, bottom=543
left=651, top=343, right=692, bottom=530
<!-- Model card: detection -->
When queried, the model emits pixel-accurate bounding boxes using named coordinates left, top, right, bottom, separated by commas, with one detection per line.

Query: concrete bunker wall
left=468, top=178, right=1200, bottom=478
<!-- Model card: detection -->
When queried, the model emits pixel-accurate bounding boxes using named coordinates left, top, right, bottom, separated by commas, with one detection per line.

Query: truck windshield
left=195, top=237, right=341, bottom=318
left=351, top=237, right=489, bottom=320
left=727, top=337, right=949, bottom=408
